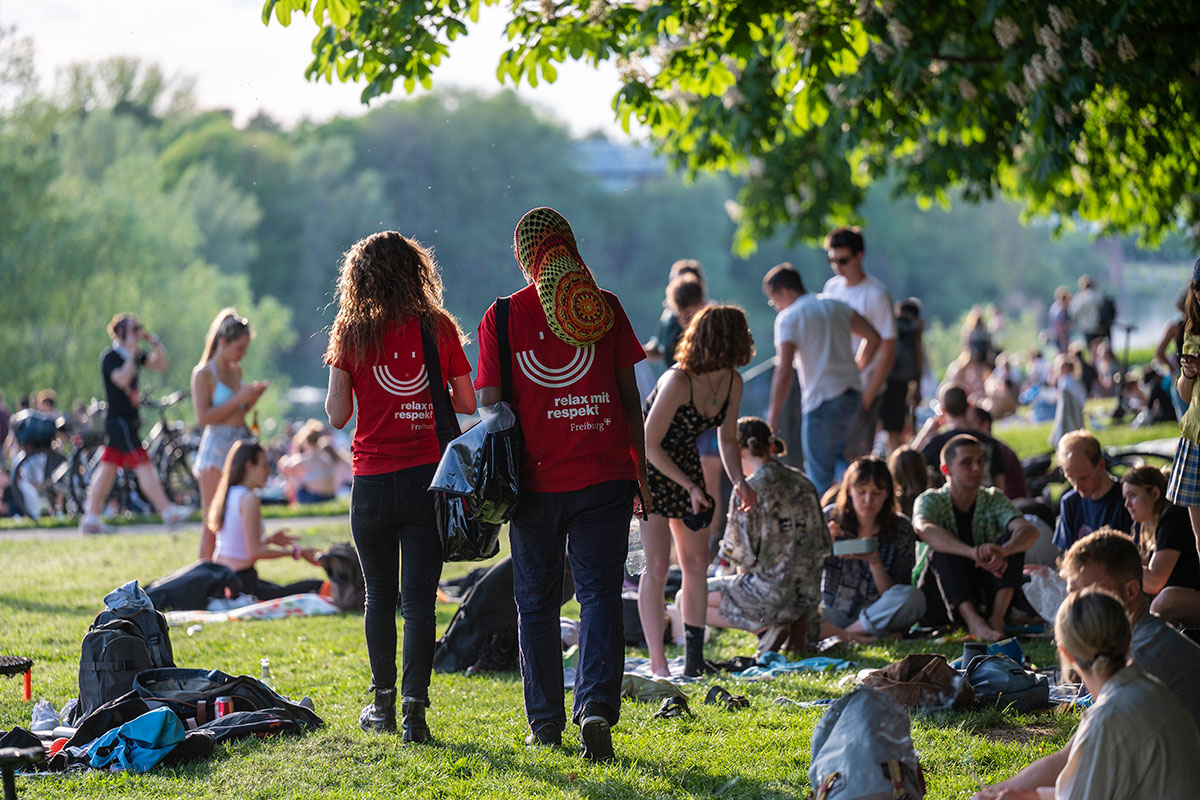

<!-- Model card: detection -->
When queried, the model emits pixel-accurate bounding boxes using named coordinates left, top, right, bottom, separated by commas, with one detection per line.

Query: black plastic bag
left=430, top=402, right=520, bottom=561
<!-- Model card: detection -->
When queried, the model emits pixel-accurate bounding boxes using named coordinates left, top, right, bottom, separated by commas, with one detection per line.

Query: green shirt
left=912, top=485, right=1020, bottom=546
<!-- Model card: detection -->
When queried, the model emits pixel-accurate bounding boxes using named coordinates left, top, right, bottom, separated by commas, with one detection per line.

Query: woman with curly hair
left=638, top=304, right=758, bottom=676
left=324, top=231, right=476, bottom=742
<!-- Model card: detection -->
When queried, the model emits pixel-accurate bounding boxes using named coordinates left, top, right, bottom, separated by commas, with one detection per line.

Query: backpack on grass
left=964, top=654, right=1050, bottom=712
left=144, top=560, right=240, bottom=611
left=808, top=686, right=925, bottom=800
left=74, top=620, right=157, bottom=723
left=317, top=542, right=365, bottom=612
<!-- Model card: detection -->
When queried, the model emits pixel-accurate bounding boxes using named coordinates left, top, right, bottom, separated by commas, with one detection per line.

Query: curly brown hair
left=674, top=305, right=755, bottom=374
left=325, top=231, right=465, bottom=369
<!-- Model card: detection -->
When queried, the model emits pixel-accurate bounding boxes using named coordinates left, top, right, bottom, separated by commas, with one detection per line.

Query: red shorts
left=100, top=446, right=150, bottom=469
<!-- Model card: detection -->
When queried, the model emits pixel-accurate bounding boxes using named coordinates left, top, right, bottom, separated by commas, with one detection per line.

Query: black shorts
left=880, top=378, right=912, bottom=433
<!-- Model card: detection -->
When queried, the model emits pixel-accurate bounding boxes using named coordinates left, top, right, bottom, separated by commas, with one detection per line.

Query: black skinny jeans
left=350, top=463, right=443, bottom=701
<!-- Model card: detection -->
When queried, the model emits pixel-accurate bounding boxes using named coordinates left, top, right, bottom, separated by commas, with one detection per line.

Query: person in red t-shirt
left=324, top=231, right=475, bottom=742
left=475, top=207, right=650, bottom=762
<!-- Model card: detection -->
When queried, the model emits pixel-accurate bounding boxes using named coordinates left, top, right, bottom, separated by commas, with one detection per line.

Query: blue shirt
left=1053, top=478, right=1132, bottom=551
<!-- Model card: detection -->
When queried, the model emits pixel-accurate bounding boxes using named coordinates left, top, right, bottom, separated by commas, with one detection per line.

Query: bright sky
left=1, top=0, right=634, bottom=138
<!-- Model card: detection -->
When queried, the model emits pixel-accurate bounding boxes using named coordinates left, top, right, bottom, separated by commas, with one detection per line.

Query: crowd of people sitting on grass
left=8, top=210, right=1200, bottom=783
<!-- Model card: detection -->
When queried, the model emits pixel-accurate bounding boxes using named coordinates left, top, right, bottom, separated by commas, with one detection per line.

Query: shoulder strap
left=420, top=321, right=461, bottom=453
left=719, top=369, right=734, bottom=413
left=496, top=297, right=513, bottom=403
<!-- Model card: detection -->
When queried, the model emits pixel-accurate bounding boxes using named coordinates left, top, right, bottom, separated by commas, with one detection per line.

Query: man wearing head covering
left=474, top=207, right=650, bottom=763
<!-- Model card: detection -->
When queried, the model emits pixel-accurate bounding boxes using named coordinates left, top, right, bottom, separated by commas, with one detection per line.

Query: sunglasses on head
left=220, top=315, right=250, bottom=336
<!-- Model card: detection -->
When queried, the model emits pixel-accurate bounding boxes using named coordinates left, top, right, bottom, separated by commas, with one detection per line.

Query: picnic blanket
left=164, top=593, right=338, bottom=626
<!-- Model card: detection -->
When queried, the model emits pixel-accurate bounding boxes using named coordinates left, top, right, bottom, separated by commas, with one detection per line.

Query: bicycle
left=9, top=411, right=77, bottom=522
left=66, top=391, right=200, bottom=517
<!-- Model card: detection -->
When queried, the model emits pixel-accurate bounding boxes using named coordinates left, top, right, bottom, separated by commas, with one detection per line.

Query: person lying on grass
left=208, top=439, right=324, bottom=602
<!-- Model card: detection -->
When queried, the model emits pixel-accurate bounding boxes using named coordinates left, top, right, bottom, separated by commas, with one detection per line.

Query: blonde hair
left=1055, top=587, right=1130, bottom=681
left=200, top=308, right=251, bottom=364
left=1057, top=430, right=1102, bottom=466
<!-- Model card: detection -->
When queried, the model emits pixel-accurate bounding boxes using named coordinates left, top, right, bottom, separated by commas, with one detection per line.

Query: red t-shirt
left=475, top=285, right=645, bottom=493
left=329, top=315, right=471, bottom=476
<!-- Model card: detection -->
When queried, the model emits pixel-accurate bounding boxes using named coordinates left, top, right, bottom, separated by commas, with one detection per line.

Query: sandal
left=652, top=696, right=693, bottom=719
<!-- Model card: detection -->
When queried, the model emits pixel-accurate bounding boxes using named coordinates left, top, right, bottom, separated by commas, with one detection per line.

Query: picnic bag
left=964, top=654, right=1050, bottom=712
left=317, top=542, right=365, bottom=612
left=808, top=686, right=925, bottom=800
left=424, top=301, right=520, bottom=562
left=196, top=708, right=305, bottom=743
left=132, top=667, right=324, bottom=730
left=74, top=620, right=157, bottom=723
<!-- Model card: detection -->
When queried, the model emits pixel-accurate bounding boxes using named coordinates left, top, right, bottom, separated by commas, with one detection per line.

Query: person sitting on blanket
left=972, top=587, right=1200, bottom=800
left=819, top=457, right=925, bottom=643
left=208, top=439, right=325, bottom=601
left=705, top=417, right=828, bottom=649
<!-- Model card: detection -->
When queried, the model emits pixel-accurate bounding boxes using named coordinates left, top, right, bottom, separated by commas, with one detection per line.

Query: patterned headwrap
left=514, top=207, right=614, bottom=347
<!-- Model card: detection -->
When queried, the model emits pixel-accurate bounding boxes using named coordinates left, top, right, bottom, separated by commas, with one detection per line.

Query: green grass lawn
left=1, top=524, right=1075, bottom=799
left=0, top=498, right=350, bottom=532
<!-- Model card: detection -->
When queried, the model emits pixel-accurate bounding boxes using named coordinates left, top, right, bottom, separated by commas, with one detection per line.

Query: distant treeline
left=1, top=54, right=1192, bottom=411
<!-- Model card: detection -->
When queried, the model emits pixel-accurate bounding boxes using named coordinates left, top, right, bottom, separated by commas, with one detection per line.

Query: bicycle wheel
left=12, top=450, right=69, bottom=521
left=162, top=445, right=200, bottom=507
left=69, top=444, right=126, bottom=515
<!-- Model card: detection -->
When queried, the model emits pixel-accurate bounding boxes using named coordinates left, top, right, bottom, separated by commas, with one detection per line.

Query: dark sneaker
left=524, top=725, right=561, bottom=747
left=579, top=713, right=614, bottom=763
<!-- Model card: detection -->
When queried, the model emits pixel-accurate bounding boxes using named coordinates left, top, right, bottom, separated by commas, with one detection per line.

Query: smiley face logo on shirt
left=372, top=351, right=430, bottom=397
left=516, top=345, right=595, bottom=388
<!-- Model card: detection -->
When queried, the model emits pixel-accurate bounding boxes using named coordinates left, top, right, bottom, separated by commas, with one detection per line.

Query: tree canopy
left=263, top=0, right=1200, bottom=252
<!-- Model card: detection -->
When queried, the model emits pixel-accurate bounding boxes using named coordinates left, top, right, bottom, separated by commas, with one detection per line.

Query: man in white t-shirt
left=764, top=263, right=881, bottom=496
left=822, top=227, right=896, bottom=458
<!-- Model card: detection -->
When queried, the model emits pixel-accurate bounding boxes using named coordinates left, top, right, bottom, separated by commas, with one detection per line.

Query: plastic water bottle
left=260, top=657, right=274, bottom=689
left=625, top=517, right=646, bottom=576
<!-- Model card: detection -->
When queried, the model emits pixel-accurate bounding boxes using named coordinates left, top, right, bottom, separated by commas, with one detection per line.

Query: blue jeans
left=509, top=479, right=636, bottom=734
left=802, top=389, right=861, bottom=497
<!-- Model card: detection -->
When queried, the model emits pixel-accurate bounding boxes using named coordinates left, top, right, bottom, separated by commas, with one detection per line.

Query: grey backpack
left=964, top=654, right=1050, bottom=712
left=808, top=687, right=925, bottom=800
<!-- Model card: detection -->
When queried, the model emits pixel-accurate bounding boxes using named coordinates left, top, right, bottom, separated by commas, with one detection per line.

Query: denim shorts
left=194, top=424, right=251, bottom=474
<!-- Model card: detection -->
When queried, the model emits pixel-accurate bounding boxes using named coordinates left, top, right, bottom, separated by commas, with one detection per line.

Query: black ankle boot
left=359, top=687, right=396, bottom=733
left=401, top=697, right=432, bottom=743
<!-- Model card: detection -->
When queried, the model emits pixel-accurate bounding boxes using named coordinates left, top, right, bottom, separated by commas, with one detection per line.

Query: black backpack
left=964, top=654, right=1051, bottom=712
left=145, top=561, right=240, bottom=611
left=433, top=558, right=518, bottom=673
left=92, top=605, right=174, bottom=669
left=132, top=667, right=324, bottom=730
left=317, top=542, right=365, bottom=612
left=74, top=620, right=157, bottom=722
left=1099, top=293, right=1118, bottom=330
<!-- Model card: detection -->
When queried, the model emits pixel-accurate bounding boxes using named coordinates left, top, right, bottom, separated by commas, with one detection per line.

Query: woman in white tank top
left=208, top=440, right=324, bottom=601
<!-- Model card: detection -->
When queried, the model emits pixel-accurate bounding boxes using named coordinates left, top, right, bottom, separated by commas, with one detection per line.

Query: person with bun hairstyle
left=325, top=231, right=476, bottom=742
left=706, top=417, right=826, bottom=650
left=972, top=587, right=1200, bottom=800
left=208, top=439, right=324, bottom=600
left=192, top=308, right=267, bottom=560
left=639, top=305, right=758, bottom=678
left=820, top=457, right=925, bottom=643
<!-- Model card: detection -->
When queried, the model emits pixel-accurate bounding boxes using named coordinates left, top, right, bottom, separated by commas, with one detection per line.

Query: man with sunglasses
left=822, top=227, right=896, bottom=458
left=79, top=313, right=191, bottom=533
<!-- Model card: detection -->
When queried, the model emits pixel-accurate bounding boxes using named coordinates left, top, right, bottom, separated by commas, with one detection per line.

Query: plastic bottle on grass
left=625, top=517, right=646, bottom=576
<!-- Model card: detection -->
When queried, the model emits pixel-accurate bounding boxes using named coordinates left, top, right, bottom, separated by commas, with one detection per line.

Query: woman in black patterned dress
left=638, top=305, right=757, bottom=676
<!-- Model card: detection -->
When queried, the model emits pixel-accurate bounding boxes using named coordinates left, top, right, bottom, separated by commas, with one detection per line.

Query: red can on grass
left=215, top=696, right=234, bottom=718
